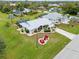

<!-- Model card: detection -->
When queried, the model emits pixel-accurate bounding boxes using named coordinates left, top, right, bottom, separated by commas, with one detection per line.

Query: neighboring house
left=69, top=16, right=79, bottom=23
left=22, top=8, right=31, bottom=13
left=58, top=3, right=64, bottom=6
left=10, top=2, right=16, bottom=6
left=38, top=6, right=47, bottom=11
left=49, top=7, right=62, bottom=12
left=49, top=8, right=55, bottom=12
left=13, top=8, right=31, bottom=15
left=42, top=12, right=69, bottom=24
left=13, top=10, right=22, bottom=16
left=48, top=3, right=60, bottom=7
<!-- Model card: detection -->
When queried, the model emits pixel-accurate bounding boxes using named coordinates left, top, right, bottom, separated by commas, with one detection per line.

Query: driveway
left=54, top=28, right=79, bottom=59
left=55, top=28, right=76, bottom=40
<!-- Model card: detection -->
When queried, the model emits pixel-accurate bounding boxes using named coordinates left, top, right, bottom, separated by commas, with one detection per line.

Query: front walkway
left=54, top=28, right=79, bottom=59
left=55, top=28, right=76, bottom=40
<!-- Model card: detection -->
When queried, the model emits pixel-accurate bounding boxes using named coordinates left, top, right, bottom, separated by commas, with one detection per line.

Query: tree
left=16, top=2, right=24, bottom=11
left=0, top=3, right=3, bottom=11
left=1, top=4, right=11, bottom=14
left=5, top=22, right=10, bottom=27
left=62, top=3, right=76, bottom=11
left=64, top=8, right=78, bottom=15
left=0, top=37, right=6, bottom=59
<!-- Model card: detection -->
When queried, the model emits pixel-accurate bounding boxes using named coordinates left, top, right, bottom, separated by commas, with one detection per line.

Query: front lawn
left=0, top=24, right=70, bottom=59
left=0, top=12, right=70, bottom=59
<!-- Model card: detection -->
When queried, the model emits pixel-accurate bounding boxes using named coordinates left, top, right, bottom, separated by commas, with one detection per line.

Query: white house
left=22, top=8, right=31, bottom=13
left=18, top=12, right=69, bottom=36
left=49, top=7, right=62, bottom=12
left=10, top=3, right=16, bottom=6
left=58, top=3, right=64, bottom=6
left=19, top=18, right=54, bottom=35
left=69, top=16, right=79, bottom=22
left=13, top=10, right=22, bottom=16
left=48, top=3, right=60, bottom=7
left=13, top=8, right=31, bottom=15
left=42, top=12, right=69, bottom=24
left=69, top=16, right=79, bottom=20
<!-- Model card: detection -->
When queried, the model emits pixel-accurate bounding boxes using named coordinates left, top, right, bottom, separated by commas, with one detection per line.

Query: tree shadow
left=0, top=36, right=6, bottom=59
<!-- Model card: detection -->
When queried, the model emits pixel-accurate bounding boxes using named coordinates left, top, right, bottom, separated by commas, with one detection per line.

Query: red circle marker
left=40, top=39, right=45, bottom=44
left=44, top=35, right=48, bottom=40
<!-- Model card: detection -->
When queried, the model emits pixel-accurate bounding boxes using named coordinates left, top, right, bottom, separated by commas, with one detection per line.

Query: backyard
left=0, top=12, right=71, bottom=59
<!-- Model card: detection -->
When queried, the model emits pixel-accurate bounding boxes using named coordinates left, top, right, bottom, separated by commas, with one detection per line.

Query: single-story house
left=13, top=8, right=31, bottom=15
left=22, top=8, right=31, bottom=13
left=69, top=16, right=79, bottom=20
left=13, top=10, right=22, bottom=16
left=10, top=2, right=16, bottom=6
left=42, top=12, right=69, bottom=24
left=38, top=6, right=47, bottom=11
left=48, top=3, right=60, bottom=7
left=69, top=16, right=79, bottom=23
left=49, top=7, right=62, bottom=12
left=17, top=12, right=69, bottom=35
left=19, top=18, right=54, bottom=34
left=58, top=3, right=64, bottom=6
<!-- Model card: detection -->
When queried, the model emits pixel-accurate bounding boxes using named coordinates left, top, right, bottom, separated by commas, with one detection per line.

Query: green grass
left=0, top=12, right=70, bottom=59
left=23, top=12, right=43, bottom=20
left=13, top=12, right=44, bottom=21
left=57, top=22, right=79, bottom=34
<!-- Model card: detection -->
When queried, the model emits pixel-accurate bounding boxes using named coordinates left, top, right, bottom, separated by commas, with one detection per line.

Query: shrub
left=0, top=36, right=6, bottom=59
left=44, top=29, right=50, bottom=32
left=16, top=22, right=22, bottom=28
left=21, top=29, right=24, bottom=32
left=34, top=29, right=37, bottom=33
left=27, top=11, right=38, bottom=15
left=43, top=25, right=48, bottom=28
left=5, top=22, right=10, bottom=27
left=44, top=27, right=50, bottom=32
left=25, top=28, right=29, bottom=33
left=64, top=8, right=78, bottom=15
left=38, top=26, right=42, bottom=32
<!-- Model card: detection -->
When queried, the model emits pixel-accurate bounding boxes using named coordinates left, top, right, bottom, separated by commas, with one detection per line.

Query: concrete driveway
left=55, top=28, right=76, bottom=40
left=54, top=28, right=79, bottom=59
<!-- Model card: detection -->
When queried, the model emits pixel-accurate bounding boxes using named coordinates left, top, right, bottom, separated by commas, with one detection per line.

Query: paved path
left=54, top=28, right=79, bottom=59
left=55, top=28, right=76, bottom=40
